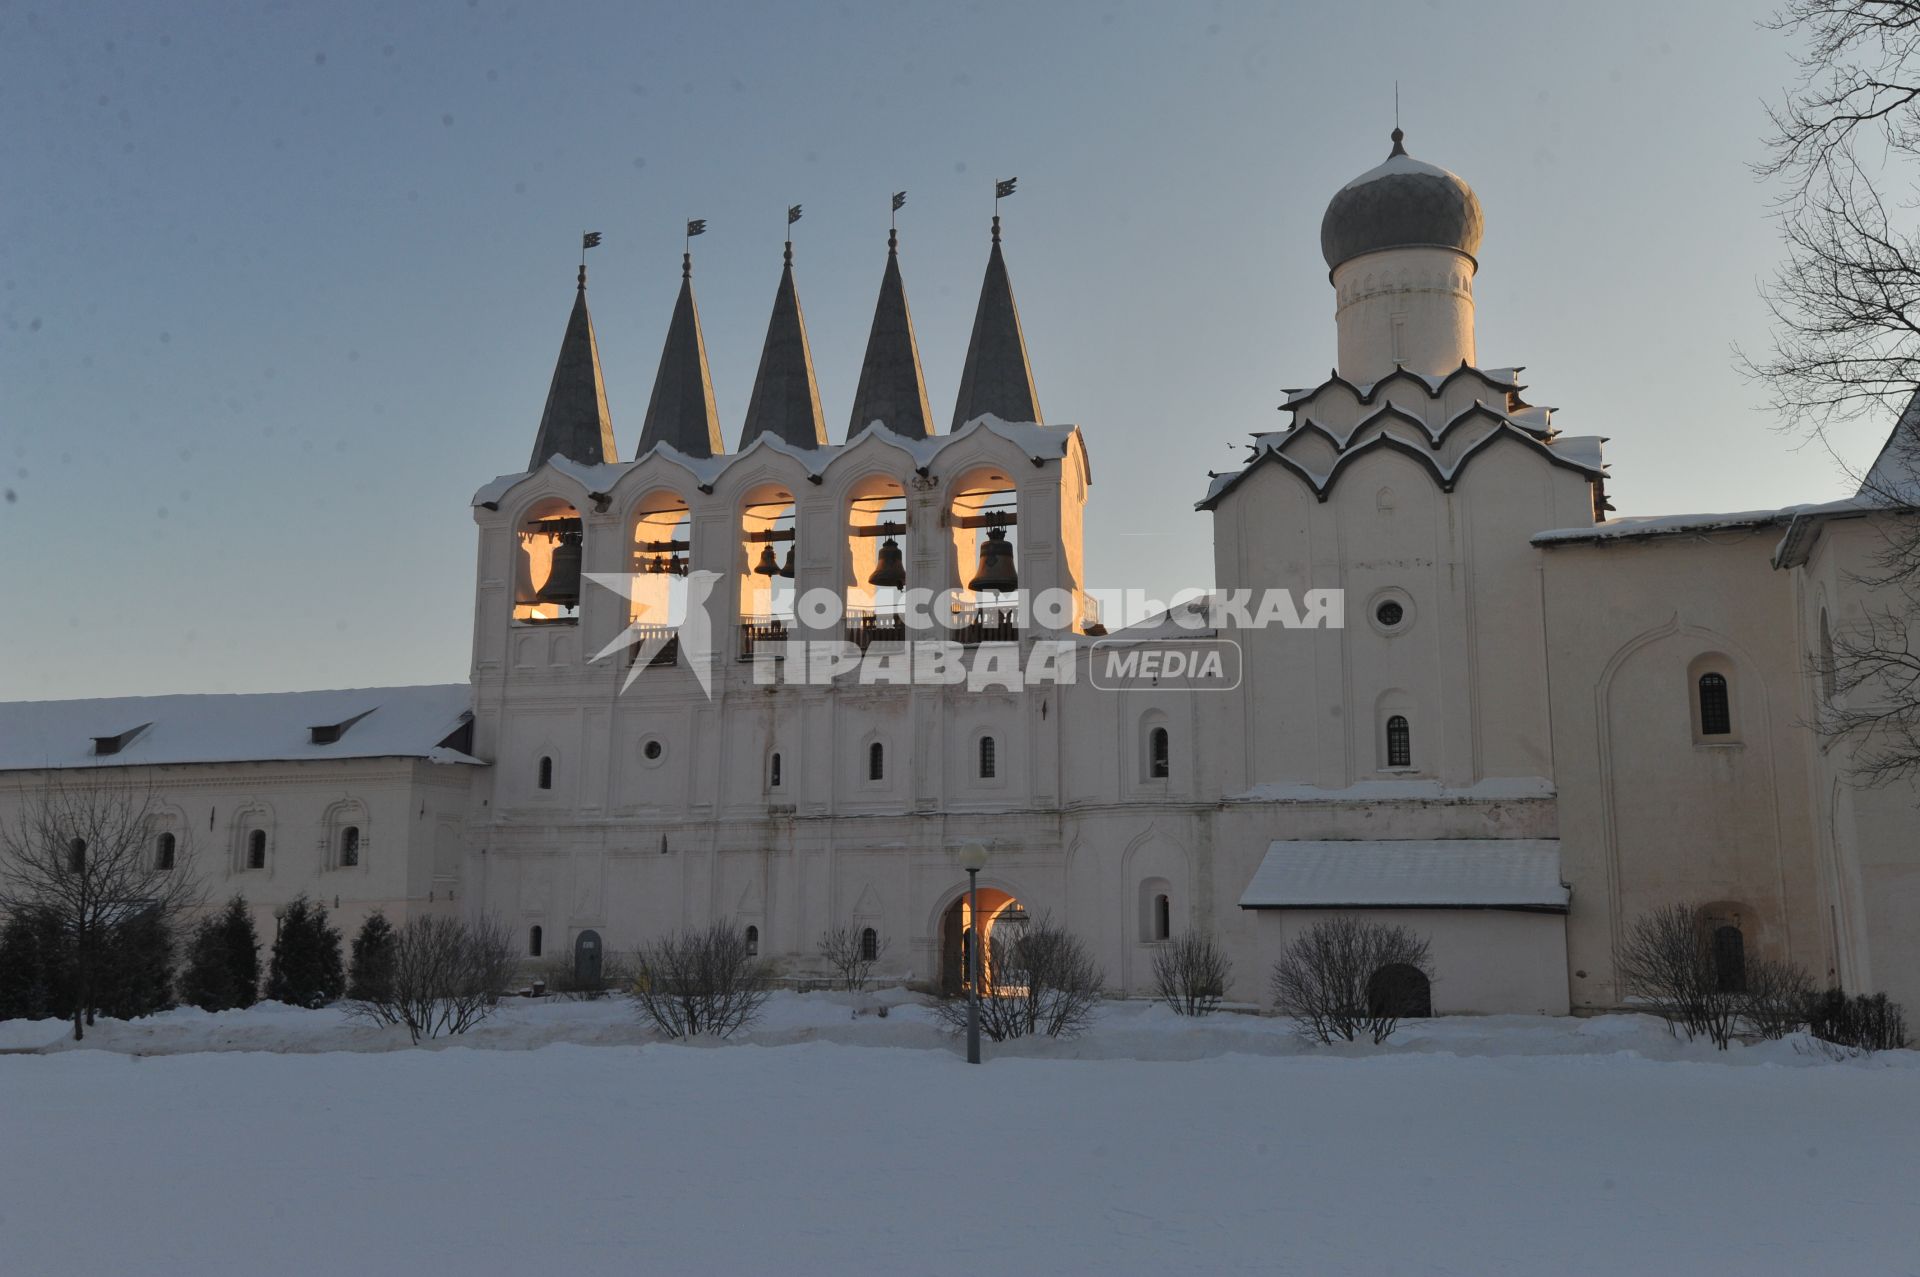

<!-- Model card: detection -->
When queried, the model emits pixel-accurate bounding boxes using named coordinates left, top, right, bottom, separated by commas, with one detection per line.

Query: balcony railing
left=950, top=603, right=1020, bottom=645
left=846, top=608, right=908, bottom=651
left=624, top=623, right=679, bottom=669
left=740, top=617, right=790, bottom=660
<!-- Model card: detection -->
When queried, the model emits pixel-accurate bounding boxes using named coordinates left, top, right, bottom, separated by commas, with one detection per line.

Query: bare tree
left=1269, top=916, right=1433, bottom=1045
left=1750, top=2, right=1920, bottom=785
left=347, top=913, right=514, bottom=1043
left=631, top=921, right=772, bottom=1039
left=1150, top=929, right=1232, bottom=1017
left=0, top=779, right=203, bottom=1041
left=931, top=916, right=1103, bottom=1042
left=816, top=923, right=888, bottom=992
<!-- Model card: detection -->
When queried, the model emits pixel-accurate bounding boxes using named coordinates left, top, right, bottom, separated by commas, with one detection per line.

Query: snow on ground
left=2, top=995, right=1915, bottom=1276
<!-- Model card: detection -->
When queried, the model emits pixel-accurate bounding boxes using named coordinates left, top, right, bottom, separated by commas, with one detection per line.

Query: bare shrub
left=932, top=916, right=1103, bottom=1042
left=816, top=923, right=888, bottom=992
left=1614, top=902, right=1748, bottom=1049
left=1740, top=958, right=1817, bottom=1040
left=348, top=913, right=514, bottom=1043
left=631, top=921, right=772, bottom=1039
left=1269, top=915, right=1432, bottom=1045
left=1150, top=929, right=1231, bottom=1016
left=1809, top=989, right=1911, bottom=1053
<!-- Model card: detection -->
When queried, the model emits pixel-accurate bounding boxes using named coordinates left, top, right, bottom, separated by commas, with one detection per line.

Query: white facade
left=4, top=133, right=1917, bottom=1016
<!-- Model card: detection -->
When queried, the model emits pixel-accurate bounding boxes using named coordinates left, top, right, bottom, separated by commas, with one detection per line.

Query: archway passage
left=1367, top=963, right=1431, bottom=1019
left=939, top=888, right=1026, bottom=996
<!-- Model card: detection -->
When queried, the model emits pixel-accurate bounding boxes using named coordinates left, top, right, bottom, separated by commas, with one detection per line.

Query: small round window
left=642, top=739, right=664, bottom=762
left=1375, top=600, right=1405, bottom=628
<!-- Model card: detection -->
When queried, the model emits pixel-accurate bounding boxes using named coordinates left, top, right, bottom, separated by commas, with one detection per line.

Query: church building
left=4, top=131, right=1916, bottom=1017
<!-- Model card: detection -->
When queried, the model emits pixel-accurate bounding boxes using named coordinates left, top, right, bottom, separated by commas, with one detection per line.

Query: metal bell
left=533, top=530, right=583, bottom=607
left=779, top=547, right=796, bottom=579
left=753, top=544, right=781, bottom=576
left=967, top=526, right=1018, bottom=593
left=867, top=537, right=906, bottom=589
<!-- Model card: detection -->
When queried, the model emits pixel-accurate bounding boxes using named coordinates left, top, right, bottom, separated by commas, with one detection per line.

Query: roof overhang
left=1237, top=839, right=1570, bottom=913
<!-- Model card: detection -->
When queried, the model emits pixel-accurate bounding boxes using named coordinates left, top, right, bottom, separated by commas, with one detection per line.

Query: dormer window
left=309, top=709, right=375, bottom=745
left=90, top=722, right=152, bottom=757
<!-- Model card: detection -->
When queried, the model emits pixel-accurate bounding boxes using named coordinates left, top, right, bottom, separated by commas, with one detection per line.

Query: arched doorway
left=1367, top=963, right=1431, bottom=1018
left=573, top=929, right=602, bottom=988
left=938, top=888, right=1028, bottom=996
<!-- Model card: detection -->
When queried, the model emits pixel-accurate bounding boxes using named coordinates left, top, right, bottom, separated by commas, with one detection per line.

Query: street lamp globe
left=957, top=842, right=990, bottom=873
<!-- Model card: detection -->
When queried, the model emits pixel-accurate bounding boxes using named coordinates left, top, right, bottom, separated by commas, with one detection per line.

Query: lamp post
left=956, top=841, right=990, bottom=1064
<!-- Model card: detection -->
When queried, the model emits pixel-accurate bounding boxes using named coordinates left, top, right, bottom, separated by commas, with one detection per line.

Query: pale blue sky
left=0, top=1, right=1871, bottom=699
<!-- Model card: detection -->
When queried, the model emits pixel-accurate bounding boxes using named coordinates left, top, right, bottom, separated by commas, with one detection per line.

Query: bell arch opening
left=629, top=489, right=692, bottom=668
left=948, top=466, right=1019, bottom=643
left=739, top=482, right=797, bottom=659
left=846, top=474, right=908, bottom=649
left=515, top=497, right=584, bottom=624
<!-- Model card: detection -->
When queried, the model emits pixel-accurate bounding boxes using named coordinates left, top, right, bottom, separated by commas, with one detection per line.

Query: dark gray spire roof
left=637, top=253, right=725, bottom=459
left=528, top=266, right=618, bottom=470
left=739, top=242, right=827, bottom=451
left=951, top=216, right=1042, bottom=431
left=1320, top=128, right=1483, bottom=272
left=847, top=229, right=934, bottom=440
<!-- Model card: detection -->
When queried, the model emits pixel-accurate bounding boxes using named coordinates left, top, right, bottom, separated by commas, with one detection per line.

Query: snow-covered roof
left=1533, top=500, right=1863, bottom=547
left=0, top=684, right=480, bottom=773
left=473, top=416, right=1084, bottom=509
left=1238, top=839, right=1569, bottom=912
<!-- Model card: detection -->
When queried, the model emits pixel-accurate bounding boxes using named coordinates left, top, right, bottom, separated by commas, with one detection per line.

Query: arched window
left=1698, top=673, right=1731, bottom=736
left=868, top=741, right=885, bottom=782
left=339, top=826, right=360, bottom=868
left=860, top=927, right=879, bottom=961
left=769, top=752, right=783, bottom=789
left=1712, top=925, right=1746, bottom=993
left=247, top=829, right=267, bottom=870
left=537, top=755, right=554, bottom=789
left=745, top=925, right=760, bottom=957
left=1153, top=893, right=1171, bottom=941
left=1386, top=715, right=1411, bottom=768
left=155, top=832, right=176, bottom=871
left=67, top=838, right=86, bottom=873
left=979, top=736, right=997, bottom=779
left=529, top=925, right=543, bottom=957
left=1149, top=726, right=1170, bottom=779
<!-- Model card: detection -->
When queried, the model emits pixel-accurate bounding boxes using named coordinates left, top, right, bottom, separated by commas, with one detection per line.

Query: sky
left=0, top=0, right=1886, bottom=700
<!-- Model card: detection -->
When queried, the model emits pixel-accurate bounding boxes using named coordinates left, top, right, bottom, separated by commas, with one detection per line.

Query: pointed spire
left=951, top=216, right=1042, bottom=431
left=528, top=265, right=618, bottom=470
left=637, top=252, right=725, bottom=459
left=847, top=228, right=934, bottom=440
left=738, top=241, right=827, bottom=451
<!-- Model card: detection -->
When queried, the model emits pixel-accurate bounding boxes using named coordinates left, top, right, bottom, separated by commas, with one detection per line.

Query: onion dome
left=1319, top=128, right=1483, bottom=272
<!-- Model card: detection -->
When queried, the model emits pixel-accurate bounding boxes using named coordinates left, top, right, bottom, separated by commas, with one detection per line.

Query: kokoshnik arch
left=3, top=130, right=1917, bottom=1015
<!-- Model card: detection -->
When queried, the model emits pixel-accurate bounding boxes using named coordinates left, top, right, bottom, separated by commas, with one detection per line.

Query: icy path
left=1, top=1008, right=1916, bottom=1276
